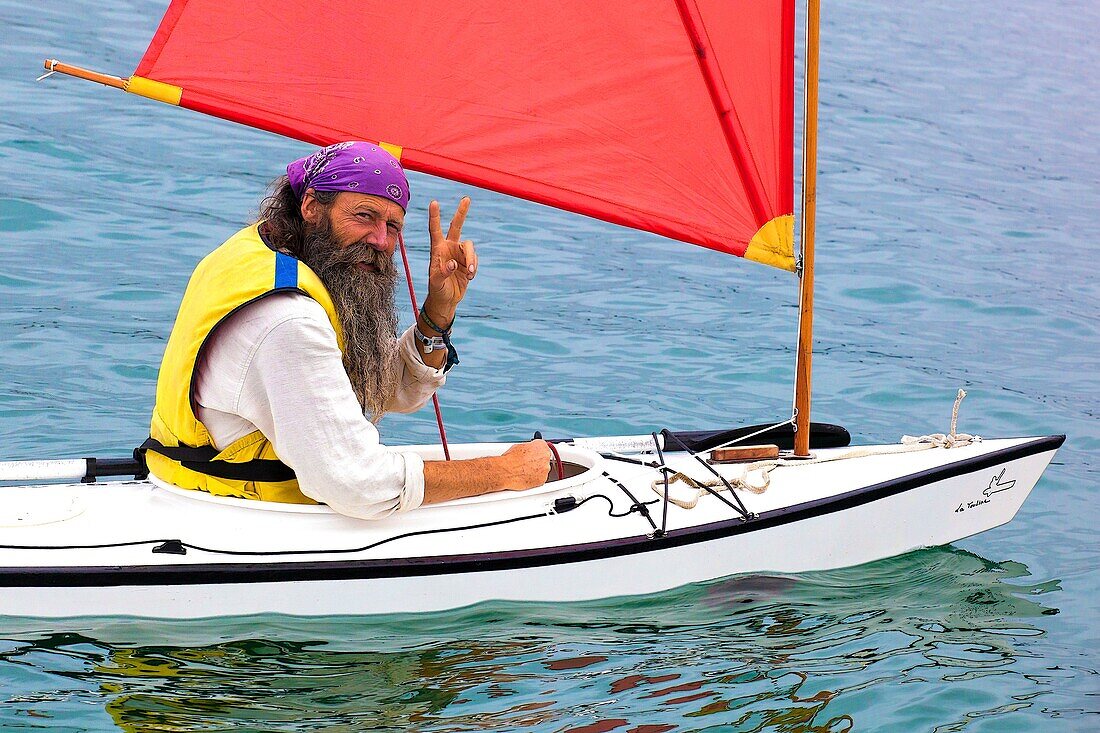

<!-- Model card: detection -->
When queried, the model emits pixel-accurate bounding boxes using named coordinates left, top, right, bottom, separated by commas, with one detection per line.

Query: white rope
left=651, top=460, right=776, bottom=509
left=36, top=60, right=58, bottom=82
left=708, top=415, right=796, bottom=452
left=651, top=389, right=982, bottom=509
left=901, top=389, right=981, bottom=449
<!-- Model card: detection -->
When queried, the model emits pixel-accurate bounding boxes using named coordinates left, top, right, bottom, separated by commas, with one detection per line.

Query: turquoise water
left=2, top=0, right=1097, bottom=730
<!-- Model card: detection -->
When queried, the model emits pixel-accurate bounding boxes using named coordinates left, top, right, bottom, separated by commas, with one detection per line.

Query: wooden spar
left=41, top=59, right=126, bottom=90
left=41, top=59, right=183, bottom=105
left=793, top=0, right=820, bottom=457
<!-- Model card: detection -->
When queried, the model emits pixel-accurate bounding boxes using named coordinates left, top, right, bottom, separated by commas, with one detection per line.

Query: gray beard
left=298, top=219, right=400, bottom=422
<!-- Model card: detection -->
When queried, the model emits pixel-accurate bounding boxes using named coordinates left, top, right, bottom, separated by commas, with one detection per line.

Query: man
left=143, top=141, right=552, bottom=518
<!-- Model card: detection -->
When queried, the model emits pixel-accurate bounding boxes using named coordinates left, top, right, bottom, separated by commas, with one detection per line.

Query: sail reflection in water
left=0, top=548, right=1064, bottom=732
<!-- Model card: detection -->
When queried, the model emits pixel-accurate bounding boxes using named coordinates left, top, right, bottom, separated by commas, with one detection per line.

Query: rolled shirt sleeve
left=384, top=326, right=447, bottom=414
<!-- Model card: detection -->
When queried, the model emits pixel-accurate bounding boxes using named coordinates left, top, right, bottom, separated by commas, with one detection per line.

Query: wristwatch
left=413, top=325, right=447, bottom=353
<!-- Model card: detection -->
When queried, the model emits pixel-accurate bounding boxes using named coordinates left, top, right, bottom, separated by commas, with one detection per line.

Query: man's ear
left=300, top=189, right=321, bottom=224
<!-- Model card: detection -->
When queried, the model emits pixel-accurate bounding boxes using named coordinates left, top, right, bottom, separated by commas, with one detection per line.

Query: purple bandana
left=287, top=141, right=410, bottom=211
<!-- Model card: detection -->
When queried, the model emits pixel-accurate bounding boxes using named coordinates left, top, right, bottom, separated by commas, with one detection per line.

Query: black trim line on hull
left=0, top=435, right=1065, bottom=588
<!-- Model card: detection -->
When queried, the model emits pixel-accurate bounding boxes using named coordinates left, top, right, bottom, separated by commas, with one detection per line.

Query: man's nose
left=366, top=221, right=390, bottom=251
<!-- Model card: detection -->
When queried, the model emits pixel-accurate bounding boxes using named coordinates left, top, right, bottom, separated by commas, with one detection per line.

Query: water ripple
left=1, top=0, right=1097, bottom=730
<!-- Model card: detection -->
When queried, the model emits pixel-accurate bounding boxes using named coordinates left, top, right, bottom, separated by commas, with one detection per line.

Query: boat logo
left=955, top=468, right=1016, bottom=513
left=983, top=468, right=1016, bottom=497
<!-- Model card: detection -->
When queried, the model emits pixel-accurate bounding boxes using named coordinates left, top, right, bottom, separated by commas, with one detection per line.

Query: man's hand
left=423, top=196, right=477, bottom=327
left=498, top=439, right=554, bottom=491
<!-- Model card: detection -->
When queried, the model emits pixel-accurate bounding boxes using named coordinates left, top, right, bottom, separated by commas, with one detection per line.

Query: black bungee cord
left=652, top=432, right=670, bottom=537
left=662, top=431, right=753, bottom=520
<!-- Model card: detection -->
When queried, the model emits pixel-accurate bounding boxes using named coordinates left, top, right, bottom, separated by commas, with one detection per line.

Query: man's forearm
left=422, top=455, right=505, bottom=504
left=421, top=440, right=553, bottom=505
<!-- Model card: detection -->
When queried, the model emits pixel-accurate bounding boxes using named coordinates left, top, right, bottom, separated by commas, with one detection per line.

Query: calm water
left=2, top=0, right=1097, bottom=730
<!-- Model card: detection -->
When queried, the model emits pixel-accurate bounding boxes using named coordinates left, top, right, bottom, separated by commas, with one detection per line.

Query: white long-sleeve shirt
left=192, top=292, right=445, bottom=518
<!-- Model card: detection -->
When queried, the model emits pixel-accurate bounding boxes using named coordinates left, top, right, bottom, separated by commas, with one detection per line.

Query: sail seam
left=672, top=0, right=772, bottom=228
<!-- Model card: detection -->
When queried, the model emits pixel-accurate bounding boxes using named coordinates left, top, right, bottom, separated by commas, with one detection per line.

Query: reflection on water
left=0, top=547, right=1071, bottom=732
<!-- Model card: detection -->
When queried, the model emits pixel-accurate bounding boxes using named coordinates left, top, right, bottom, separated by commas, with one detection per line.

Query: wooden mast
left=794, top=0, right=820, bottom=456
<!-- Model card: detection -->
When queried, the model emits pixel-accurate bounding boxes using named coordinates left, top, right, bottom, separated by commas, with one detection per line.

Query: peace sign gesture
left=423, top=196, right=478, bottom=326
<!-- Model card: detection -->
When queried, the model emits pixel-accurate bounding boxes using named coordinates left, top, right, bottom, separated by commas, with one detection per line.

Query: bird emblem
left=983, top=468, right=1016, bottom=497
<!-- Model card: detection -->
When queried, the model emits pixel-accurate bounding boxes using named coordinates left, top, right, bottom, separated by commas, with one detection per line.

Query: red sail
left=135, top=0, right=795, bottom=269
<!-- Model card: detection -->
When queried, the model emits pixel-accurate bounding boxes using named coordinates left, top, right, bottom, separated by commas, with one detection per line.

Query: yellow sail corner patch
left=745, top=214, right=795, bottom=272
left=124, top=76, right=182, bottom=106
left=379, top=141, right=403, bottom=160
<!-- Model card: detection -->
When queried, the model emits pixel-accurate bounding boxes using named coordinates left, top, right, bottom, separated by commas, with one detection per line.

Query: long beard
left=298, top=219, right=400, bottom=421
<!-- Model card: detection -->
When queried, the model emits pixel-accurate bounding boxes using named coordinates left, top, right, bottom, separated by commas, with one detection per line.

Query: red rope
left=546, top=441, right=564, bottom=482
left=397, top=232, right=451, bottom=460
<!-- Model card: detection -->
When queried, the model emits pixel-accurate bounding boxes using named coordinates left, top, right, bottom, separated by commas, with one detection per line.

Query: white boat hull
left=0, top=435, right=1063, bottom=618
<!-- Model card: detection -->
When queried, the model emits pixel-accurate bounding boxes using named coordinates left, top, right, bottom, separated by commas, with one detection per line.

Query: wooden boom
left=41, top=59, right=183, bottom=105
left=41, top=59, right=126, bottom=90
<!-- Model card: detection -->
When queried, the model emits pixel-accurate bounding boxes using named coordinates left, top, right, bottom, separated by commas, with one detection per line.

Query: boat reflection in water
left=1, top=547, right=1059, bottom=732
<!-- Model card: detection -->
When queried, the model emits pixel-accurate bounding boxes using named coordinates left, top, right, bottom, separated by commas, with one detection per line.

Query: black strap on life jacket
left=138, top=438, right=297, bottom=483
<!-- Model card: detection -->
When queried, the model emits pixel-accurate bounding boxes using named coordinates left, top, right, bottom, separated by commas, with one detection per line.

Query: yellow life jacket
left=144, top=223, right=344, bottom=503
